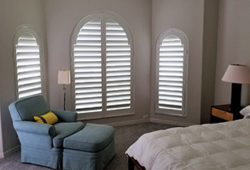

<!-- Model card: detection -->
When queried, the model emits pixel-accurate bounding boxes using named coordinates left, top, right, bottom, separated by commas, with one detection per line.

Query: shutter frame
left=14, top=25, right=46, bottom=99
left=155, top=29, right=189, bottom=117
left=71, top=12, right=135, bottom=116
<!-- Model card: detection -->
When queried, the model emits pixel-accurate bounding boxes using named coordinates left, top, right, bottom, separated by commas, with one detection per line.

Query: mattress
left=126, top=119, right=250, bottom=170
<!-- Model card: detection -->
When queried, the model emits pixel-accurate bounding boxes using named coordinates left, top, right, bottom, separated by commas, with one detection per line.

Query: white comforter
left=126, top=119, right=250, bottom=170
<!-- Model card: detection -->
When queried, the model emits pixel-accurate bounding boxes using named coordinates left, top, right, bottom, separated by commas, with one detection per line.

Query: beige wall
left=150, top=0, right=205, bottom=124
left=0, top=0, right=47, bottom=156
left=214, top=0, right=250, bottom=106
left=44, top=0, right=152, bottom=124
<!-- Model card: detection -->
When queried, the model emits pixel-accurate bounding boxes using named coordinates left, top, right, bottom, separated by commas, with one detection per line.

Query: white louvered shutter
left=73, top=19, right=103, bottom=113
left=73, top=16, right=132, bottom=114
left=158, top=35, right=185, bottom=112
left=105, top=20, right=131, bottom=111
left=16, top=34, right=42, bottom=98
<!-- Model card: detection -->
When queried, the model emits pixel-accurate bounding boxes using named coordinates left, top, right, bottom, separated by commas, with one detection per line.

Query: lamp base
left=230, top=83, right=241, bottom=113
left=63, top=85, right=66, bottom=111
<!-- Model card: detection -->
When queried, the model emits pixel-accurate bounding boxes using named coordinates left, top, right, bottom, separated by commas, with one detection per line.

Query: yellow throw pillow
left=34, top=112, right=58, bottom=125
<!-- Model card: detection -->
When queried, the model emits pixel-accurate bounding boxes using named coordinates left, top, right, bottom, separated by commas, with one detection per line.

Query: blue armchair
left=8, top=95, right=84, bottom=169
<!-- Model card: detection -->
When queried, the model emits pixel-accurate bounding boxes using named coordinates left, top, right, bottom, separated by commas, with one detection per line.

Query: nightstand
left=211, top=105, right=243, bottom=123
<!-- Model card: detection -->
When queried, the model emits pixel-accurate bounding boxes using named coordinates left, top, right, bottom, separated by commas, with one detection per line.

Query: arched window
left=156, top=29, right=188, bottom=116
left=14, top=26, right=45, bottom=99
left=72, top=13, right=133, bottom=115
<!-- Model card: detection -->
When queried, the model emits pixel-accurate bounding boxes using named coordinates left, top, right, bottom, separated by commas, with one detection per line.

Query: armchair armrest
left=14, top=121, right=56, bottom=137
left=52, top=110, right=77, bottom=122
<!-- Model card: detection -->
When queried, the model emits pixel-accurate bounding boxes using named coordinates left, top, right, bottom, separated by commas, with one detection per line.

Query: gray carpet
left=0, top=123, right=174, bottom=170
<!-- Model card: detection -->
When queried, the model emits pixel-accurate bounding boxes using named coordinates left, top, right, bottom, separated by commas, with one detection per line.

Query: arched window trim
left=155, top=28, right=189, bottom=117
left=13, top=25, right=47, bottom=99
left=71, top=11, right=135, bottom=118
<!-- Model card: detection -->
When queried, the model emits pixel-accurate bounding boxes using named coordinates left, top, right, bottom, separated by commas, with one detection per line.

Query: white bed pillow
left=244, top=113, right=250, bottom=119
left=240, top=105, right=250, bottom=118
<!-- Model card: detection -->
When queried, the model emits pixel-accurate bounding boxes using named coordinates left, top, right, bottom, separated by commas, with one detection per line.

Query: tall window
left=156, top=29, right=188, bottom=116
left=72, top=14, right=133, bottom=114
left=14, top=27, right=44, bottom=99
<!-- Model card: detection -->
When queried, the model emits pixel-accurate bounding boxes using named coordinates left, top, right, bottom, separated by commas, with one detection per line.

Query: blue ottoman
left=63, top=123, right=115, bottom=170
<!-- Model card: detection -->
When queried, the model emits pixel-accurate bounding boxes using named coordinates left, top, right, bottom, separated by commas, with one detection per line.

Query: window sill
left=77, top=111, right=135, bottom=121
left=155, top=109, right=187, bottom=118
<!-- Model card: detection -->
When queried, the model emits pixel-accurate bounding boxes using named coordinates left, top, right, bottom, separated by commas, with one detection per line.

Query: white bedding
left=126, top=119, right=250, bottom=170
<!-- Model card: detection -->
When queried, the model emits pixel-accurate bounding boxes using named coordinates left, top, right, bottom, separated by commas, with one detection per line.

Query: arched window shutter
left=72, top=14, right=133, bottom=114
left=15, top=33, right=42, bottom=98
left=156, top=30, right=188, bottom=116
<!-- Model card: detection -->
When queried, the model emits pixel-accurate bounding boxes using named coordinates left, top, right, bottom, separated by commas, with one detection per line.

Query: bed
left=126, top=119, right=250, bottom=170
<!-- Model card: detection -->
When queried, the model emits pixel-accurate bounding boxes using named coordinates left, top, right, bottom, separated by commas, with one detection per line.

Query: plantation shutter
left=16, top=34, right=42, bottom=99
left=73, top=15, right=133, bottom=114
left=158, top=35, right=184, bottom=112
left=105, top=20, right=131, bottom=111
left=73, top=19, right=103, bottom=113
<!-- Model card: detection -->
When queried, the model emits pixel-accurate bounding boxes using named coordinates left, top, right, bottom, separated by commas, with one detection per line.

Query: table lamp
left=222, top=64, right=250, bottom=113
left=58, top=69, right=71, bottom=110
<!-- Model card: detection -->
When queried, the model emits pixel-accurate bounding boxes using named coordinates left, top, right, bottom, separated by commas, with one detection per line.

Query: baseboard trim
left=0, top=151, right=3, bottom=158
left=150, top=118, right=195, bottom=127
left=2, top=145, right=20, bottom=158
left=106, top=118, right=149, bottom=127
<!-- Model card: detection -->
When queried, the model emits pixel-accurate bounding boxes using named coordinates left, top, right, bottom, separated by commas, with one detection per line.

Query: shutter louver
left=16, top=34, right=42, bottom=98
left=106, top=20, right=131, bottom=111
left=158, top=35, right=184, bottom=111
left=73, top=20, right=103, bottom=113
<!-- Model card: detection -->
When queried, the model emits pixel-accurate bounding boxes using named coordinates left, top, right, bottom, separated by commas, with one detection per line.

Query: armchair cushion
left=14, top=121, right=56, bottom=137
left=52, top=110, right=77, bottom=122
left=53, top=122, right=84, bottom=148
left=10, top=95, right=50, bottom=121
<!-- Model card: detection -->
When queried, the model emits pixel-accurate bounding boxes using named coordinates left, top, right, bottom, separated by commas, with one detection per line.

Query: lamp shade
left=222, top=64, right=250, bottom=84
left=58, top=69, right=71, bottom=85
